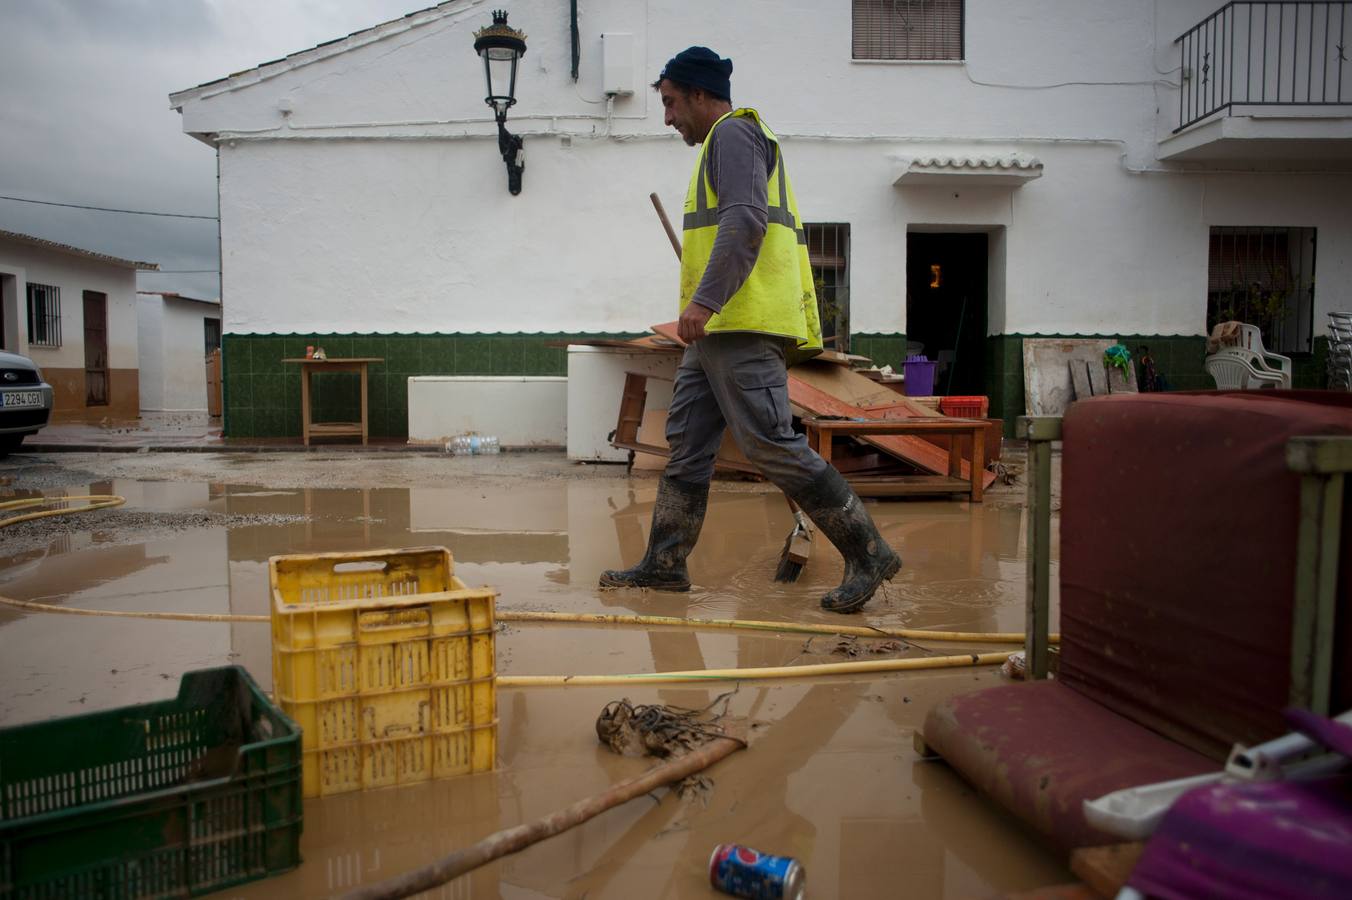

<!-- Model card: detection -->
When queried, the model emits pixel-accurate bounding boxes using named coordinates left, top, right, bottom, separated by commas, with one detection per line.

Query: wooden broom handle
left=342, top=736, right=744, bottom=900
left=650, top=192, right=683, bottom=261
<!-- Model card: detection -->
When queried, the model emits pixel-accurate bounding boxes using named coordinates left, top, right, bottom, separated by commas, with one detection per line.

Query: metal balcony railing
left=1176, top=1, right=1350, bottom=132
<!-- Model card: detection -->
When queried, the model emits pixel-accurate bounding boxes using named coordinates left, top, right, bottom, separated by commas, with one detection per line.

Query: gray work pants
left=664, top=332, right=828, bottom=493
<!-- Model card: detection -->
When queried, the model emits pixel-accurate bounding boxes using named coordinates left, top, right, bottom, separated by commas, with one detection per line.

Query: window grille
left=853, top=0, right=964, bottom=61
left=1207, top=226, right=1316, bottom=354
left=26, top=283, right=61, bottom=348
left=204, top=318, right=222, bottom=354
left=806, top=224, right=851, bottom=350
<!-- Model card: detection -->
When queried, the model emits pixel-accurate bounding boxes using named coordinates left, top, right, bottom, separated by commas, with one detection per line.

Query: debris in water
left=829, top=635, right=907, bottom=658
left=596, top=692, right=739, bottom=758
left=596, top=693, right=745, bottom=802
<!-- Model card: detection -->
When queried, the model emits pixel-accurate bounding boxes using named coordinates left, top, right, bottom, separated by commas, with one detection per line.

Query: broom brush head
left=773, top=520, right=812, bottom=582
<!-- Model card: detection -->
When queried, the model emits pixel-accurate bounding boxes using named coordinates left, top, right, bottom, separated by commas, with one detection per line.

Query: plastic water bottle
left=446, top=435, right=500, bottom=455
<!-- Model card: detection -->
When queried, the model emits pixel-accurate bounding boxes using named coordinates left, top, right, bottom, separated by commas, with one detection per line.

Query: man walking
left=600, top=47, right=901, bottom=614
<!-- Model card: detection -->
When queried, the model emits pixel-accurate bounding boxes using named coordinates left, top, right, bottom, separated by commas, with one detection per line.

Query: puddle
left=0, top=475, right=1066, bottom=898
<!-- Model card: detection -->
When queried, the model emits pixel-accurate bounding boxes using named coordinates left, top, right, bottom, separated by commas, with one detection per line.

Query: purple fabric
left=1129, top=776, right=1352, bottom=900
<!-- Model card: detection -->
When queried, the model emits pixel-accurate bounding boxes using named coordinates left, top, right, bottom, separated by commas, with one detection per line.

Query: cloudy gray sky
left=0, top=0, right=424, bottom=299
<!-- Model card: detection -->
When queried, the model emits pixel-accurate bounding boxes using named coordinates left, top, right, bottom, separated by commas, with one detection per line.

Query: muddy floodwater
left=0, top=452, right=1065, bottom=899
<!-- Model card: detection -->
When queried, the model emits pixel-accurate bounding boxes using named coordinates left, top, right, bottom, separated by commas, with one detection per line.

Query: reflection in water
left=0, top=474, right=1067, bottom=897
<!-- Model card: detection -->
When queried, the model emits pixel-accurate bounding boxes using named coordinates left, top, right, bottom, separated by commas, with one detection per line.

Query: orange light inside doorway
left=930, top=265, right=942, bottom=289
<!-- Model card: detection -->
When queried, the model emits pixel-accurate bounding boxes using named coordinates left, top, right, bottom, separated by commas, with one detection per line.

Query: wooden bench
left=801, top=416, right=988, bottom=502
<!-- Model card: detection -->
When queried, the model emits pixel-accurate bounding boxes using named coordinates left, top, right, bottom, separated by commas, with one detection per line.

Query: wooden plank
left=1107, top=361, right=1139, bottom=394
left=815, top=349, right=874, bottom=367
left=300, top=365, right=311, bottom=446
left=613, top=372, right=648, bottom=446
left=1069, top=360, right=1094, bottom=400
left=309, top=423, right=363, bottom=436
left=548, top=335, right=682, bottom=351
left=847, top=475, right=973, bottom=497
left=792, top=383, right=996, bottom=488
left=650, top=321, right=686, bottom=347
left=1069, top=843, right=1145, bottom=899
left=1087, top=360, right=1110, bottom=397
left=791, top=360, right=913, bottom=409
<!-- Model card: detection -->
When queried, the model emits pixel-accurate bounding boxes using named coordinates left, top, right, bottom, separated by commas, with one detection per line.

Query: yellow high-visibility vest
left=679, top=108, right=823, bottom=356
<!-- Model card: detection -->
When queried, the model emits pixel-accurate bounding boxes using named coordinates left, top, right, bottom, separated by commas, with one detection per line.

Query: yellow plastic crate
left=268, top=546, right=496, bottom=798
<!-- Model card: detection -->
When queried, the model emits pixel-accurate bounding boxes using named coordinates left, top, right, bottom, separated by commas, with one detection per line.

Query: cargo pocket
left=731, top=361, right=791, bottom=437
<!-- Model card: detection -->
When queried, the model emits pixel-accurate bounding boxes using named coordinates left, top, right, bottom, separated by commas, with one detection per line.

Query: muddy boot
left=598, top=475, right=708, bottom=591
left=792, top=468, right=902, bottom=614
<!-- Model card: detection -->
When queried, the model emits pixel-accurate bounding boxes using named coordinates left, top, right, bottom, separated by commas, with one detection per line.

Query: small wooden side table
left=802, top=415, right=988, bottom=502
left=282, top=357, right=383, bottom=446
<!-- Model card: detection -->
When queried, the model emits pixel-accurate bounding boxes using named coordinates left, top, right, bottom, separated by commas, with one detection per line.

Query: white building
left=169, top=0, right=1352, bottom=437
left=137, top=291, right=222, bottom=414
left=0, top=229, right=156, bottom=421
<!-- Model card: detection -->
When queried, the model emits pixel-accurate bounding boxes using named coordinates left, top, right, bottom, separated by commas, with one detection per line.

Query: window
left=853, top=0, right=964, bottom=61
left=204, top=317, right=222, bottom=354
left=806, top=223, right=851, bottom=350
left=1207, top=227, right=1316, bottom=354
left=26, top=283, right=61, bottom=348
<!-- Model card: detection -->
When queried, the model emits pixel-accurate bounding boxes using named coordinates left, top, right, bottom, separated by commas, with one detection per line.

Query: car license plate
left=1, top=391, right=42, bottom=409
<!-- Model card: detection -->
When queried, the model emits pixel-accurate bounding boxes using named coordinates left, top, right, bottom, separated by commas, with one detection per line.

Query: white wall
left=137, top=295, right=165, bottom=408
left=0, top=238, right=139, bottom=366
left=138, top=295, right=219, bottom=411
left=0, top=264, right=24, bottom=353
left=175, top=0, right=1352, bottom=341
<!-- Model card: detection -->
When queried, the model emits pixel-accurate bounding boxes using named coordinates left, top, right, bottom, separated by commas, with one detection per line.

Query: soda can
left=708, top=843, right=806, bottom=900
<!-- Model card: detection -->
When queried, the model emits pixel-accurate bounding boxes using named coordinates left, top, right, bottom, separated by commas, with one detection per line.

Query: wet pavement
left=0, top=451, right=1065, bottom=899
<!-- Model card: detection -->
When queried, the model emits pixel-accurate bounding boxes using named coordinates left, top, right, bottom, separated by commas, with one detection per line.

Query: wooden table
left=802, top=415, right=988, bottom=501
left=282, top=357, right=383, bottom=446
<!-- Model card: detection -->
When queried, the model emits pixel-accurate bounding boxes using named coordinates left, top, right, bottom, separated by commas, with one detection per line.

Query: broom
left=649, top=192, right=813, bottom=582
left=775, top=495, right=814, bottom=582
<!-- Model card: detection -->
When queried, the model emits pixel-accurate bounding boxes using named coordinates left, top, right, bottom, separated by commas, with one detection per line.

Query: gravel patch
left=0, top=508, right=309, bottom=556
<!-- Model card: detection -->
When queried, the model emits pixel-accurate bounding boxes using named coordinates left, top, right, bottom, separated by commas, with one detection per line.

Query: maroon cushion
left=1059, top=391, right=1352, bottom=760
left=923, top=680, right=1214, bottom=851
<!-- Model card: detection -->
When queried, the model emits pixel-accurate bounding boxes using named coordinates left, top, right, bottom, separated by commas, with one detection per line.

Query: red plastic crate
left=939, top=396, right=990, bottom=418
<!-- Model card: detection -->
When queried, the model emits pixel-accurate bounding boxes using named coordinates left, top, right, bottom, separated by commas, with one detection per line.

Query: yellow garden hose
left=503, top=610, right=1055, bottom=644
left=0, top=494, right=126, bottom=528
left=0, top=597, right=1058, bottom=645
left=0, top=596, right=262, bottom=623
left=496, top=652, right=1011, bottom=687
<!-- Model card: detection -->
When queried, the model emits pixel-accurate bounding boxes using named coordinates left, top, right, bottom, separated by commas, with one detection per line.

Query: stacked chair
left=1204, top=323, right=1292, bottom=390
left=1329, top=312, right=1352, bottom=391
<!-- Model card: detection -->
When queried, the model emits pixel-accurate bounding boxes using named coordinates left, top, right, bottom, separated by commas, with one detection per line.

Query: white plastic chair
left=1205, top=347, right=1286, bottom=390
left=1236, top=324, right=1292, bottom=388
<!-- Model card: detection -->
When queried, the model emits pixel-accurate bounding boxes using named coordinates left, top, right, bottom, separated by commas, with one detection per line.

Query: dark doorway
left=906, top=233, right=987, bottom=396
left=83, top=290, right=108, bottom=406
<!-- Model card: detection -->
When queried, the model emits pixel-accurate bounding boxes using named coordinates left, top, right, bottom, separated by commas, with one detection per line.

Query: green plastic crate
left=0, top=666, right=302, bottom=899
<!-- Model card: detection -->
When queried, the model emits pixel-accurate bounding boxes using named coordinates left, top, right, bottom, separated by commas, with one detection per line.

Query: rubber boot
left=598, top=475, right=709, bottom=591
left=792, top=467, right=902, bottom=613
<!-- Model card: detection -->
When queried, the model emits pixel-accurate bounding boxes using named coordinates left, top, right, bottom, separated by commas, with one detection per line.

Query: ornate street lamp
left=473, top=10, right=527, bottom=195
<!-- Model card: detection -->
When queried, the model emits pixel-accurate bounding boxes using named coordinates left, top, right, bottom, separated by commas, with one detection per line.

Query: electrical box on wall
left=601, top=32, right=634, bottom=96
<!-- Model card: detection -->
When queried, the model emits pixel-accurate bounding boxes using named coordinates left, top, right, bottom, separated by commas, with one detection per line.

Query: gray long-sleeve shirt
left=690, top=116, right=773, bottom=314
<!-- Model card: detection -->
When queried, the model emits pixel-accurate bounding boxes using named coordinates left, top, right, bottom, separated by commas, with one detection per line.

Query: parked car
left=0, top=349, right=54, bottom=455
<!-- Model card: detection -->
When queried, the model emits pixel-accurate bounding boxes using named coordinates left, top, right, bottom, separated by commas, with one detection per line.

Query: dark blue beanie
left=659, top=46, right=732, bottom=101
